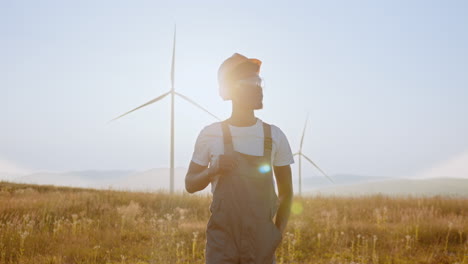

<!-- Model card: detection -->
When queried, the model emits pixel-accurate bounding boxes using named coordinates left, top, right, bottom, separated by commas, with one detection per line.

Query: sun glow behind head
left=258, top=164, right=271, bottom=174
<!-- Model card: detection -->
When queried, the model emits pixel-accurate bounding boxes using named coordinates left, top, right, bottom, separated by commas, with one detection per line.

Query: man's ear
left=229, top=83, right=239, bottom=101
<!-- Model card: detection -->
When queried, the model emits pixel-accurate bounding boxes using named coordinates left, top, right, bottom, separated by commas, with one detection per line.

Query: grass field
left=0, top=181, right=467, bottom=264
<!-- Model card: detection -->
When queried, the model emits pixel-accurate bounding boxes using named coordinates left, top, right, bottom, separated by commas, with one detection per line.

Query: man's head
left=218, top=53, right=264, bottom=110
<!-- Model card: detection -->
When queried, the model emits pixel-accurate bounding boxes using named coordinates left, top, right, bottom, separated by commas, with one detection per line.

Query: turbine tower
left=108, top=25, right=220, bottom=193
left=293, top=115, right=335, bottom=195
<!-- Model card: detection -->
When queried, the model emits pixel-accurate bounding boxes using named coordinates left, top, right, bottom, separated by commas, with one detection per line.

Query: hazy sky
left=2, top=1, right=467, bottom=183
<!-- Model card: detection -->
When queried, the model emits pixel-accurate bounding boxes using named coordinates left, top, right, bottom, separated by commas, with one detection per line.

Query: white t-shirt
left=191, top=117, right=295, bottom=193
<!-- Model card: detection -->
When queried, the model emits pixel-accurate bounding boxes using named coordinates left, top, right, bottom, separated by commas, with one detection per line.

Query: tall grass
left=0, top=181, right=466, bottom=264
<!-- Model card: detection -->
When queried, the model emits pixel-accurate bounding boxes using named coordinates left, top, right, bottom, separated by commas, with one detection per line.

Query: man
left=185, top=53, right=294, bottom=264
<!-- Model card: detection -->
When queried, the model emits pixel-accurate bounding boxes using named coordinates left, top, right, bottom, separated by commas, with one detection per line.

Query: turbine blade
left=299, top=114, right=309, bottom=151
left=171, top=24, right=176, bottom=90
left=301, top=153, right=335, bottom=184
left=108, top=91, right=171, bottom=123
left=293, top=152, right=300, bottom=156
left=175, top=92, right=221, bottom=121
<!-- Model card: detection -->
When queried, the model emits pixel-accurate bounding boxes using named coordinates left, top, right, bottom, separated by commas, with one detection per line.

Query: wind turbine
left=108, top=25, right=220, bottom=194
left=293, top=115, right=335, bottom=196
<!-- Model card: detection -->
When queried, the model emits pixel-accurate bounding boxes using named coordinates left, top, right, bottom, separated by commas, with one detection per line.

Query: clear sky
left=2, top=1, right=467, bottom=184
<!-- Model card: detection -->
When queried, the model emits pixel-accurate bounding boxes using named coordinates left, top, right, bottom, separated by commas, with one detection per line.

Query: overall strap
left=221, top=120, right=234, bottom=154
left=263, top=122, right=272, bottom=160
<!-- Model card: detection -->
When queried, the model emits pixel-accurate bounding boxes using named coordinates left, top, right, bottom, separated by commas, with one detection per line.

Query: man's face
left=231, top=75, right=263, bottom=110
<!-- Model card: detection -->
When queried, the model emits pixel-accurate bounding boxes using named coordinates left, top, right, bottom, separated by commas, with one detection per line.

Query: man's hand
left=185, top=155, right=238, bottom=194
left=217, top=154, right=239, bottom=173
left=273, top=165, right=293, bottom=237
left=207, top=154, right=239, bottom=178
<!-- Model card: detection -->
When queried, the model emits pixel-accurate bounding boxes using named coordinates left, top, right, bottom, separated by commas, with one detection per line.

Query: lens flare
left=258, top=164, right=271, bottom=174
left=291, top=201, right=303, bottom=215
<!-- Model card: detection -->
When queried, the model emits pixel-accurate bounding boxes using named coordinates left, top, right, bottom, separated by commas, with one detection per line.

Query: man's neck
left=227, top=104, right=257, bottom=127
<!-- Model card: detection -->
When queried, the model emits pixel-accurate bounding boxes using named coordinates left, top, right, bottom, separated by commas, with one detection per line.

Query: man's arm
left=185, top=161, right=213, bottom=194
left=273, top=164, right=293, bottom=236
left=185, top=156, right=238, bottom=194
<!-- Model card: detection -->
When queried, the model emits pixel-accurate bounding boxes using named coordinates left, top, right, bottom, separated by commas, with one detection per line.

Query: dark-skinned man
left=185, top=53, right=294, bottom=264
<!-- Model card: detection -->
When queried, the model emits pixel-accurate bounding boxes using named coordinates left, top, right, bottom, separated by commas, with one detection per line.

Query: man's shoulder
left=263, top=121, right=286, bottom=138
left=199, top=121, right=223, bottom=136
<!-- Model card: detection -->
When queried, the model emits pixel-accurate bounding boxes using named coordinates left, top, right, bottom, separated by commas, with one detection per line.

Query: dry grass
left=0, top=181, right=467, bottom=264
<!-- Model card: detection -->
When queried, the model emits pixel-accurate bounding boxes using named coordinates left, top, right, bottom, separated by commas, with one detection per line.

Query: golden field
left=0, top=181, right=467, bottom=264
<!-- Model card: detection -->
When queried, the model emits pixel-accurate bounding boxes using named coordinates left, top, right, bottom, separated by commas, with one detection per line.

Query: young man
left=185, top=53, right=294, bottom=264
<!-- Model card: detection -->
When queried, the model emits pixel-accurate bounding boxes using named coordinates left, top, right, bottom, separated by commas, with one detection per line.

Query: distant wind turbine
left=108, top=25, right=220, bottom=193
left=293, top=115, right=335, bottom=195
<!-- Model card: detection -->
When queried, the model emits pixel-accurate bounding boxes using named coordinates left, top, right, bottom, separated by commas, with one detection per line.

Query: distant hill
left=0, top=172, right=24, bottom=182
left=410, top=151, right=468, bottom=179
left=301, top=173, right=391, bottom=190
left=4, top=168, right=468, bottom=197
left=307, top=177, right=468, bottom=198
left=11, top=170, right=136, bottom=189
left=4, top=168, right=212, bottom=194
left=107, top=168, right=200, bottom=193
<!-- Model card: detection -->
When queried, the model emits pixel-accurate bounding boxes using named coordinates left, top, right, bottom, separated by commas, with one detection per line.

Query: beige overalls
left=205, top=120, right=283, bottom=264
